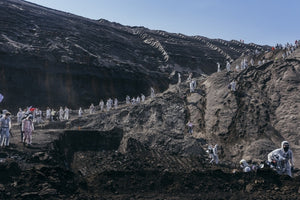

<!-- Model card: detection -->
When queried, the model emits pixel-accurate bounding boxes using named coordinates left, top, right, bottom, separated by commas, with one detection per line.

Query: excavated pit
left=54, top=128, right=123, bottom=168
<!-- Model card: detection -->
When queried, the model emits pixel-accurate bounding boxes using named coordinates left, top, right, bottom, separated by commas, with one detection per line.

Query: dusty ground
left=0, top=102, right=299, bottom=200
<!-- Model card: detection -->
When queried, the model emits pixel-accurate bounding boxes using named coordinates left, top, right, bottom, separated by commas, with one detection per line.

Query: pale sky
left=24, top=0, right=300, bottom=46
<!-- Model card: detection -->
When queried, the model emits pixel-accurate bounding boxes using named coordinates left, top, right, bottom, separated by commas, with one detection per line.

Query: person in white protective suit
left=230, top=80, right=236, bottom=92
left=178, top=72, right=181, bottom=83
left=59, top=107, right=64, bottom=121
left=268, top=141, right=294, bottom=177
left=99, top=100, right=104, bottom=111
left=141, top=94, right=145, bottom=102
left=208, top=144, right=219, bottom=164
left=150, top=87, right=155, bottom=98
left=189, top=81, right=194, bottom=93
left=240, top=159, right=251, bottom=172
left=250, top=58, right=254, bottom=66
left=46, top=107, right=51, bottom=120
left=114, top=98, right=118, bottom=109
left=64, top=107, right=69, bottom=120
left=17, top=108, right=23, bottom=123
left=226, top=61, right=231, bottom=72
left=217, top=62, right=221, bottom=72
left=106, top=100, right=111, bottom=111
left=126, top=96, right=130, bottom=105
left=187, top=72, right=192, bottom=81
left=78, top=107, right=83, bottom=117
left=136, top=96, right=140, bottom=104
left=89, top=103, right=95, bottom=114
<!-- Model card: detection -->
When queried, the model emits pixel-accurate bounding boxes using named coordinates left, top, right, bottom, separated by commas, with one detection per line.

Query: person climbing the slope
left=186, top=121, right=193, bottom=134
left=208, top=144, right=219, bottom=164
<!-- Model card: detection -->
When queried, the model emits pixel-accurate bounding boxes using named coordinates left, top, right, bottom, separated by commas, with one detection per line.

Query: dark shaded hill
left=0, top=0, right=268, bottom=111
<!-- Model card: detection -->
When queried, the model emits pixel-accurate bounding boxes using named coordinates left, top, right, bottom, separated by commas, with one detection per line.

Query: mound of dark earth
left=0, top=0, right=269, bottom=112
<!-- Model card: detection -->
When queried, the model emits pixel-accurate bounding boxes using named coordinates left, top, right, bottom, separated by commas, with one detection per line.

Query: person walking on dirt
left=0, top=112, right=12, bottom=147
left=268, top=141, right=294, bottom=177
left=22, top=115, right=34, bottom=146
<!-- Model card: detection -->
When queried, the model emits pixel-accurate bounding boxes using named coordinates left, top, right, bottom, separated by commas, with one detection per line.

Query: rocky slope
left=0, top=48, right=298, bottom=199
left=62, top=49, right=300, bottom=167
left=0, top=0, right=268, bottom=112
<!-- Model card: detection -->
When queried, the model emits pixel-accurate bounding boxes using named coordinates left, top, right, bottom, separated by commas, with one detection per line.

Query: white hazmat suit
left=268, top=141, right=294, bottom=177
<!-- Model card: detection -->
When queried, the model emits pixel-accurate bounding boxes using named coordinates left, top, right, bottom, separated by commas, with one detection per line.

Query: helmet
left=244, top=166, right=251, bottom=172
left=240, top=159, right=246, bottom=165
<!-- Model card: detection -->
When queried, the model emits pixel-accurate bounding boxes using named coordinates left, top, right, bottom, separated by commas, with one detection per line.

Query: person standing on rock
left=114, top=98, right=118, bottom=109
left=0, top=112, right=12, bottom=147
left=267, top=141, right=294, bottom=177
left=226, top=61, right=231, bottom=72
left=187, top=72, right=193, bottom=81
left=59, top=107, right=64, bottom=121
left=17, top=108, right=23, bottom=123
left=250, top=58, right=254, bottom=66
left=136, top=96, right=140, bottom=104
left=190, top=80, right=196, bottom=93
left=64, top=106, right=69, bottom=120
left=22, top=115, right=34, bottom=146
left=186, top=121, right=193, bottom=134
left=150, top=87, right=155, bottom=98
left=89, top=103, right=95, bottom=114
left=126, top=95, right=130, bottom=105
left=46, top=107, right=51, bottom=121
left=189, top=81, right=194, bottom=93
left=217, top=62, right=221, bottom=72
left=208, top=144, right=219, bottom=164
left=35, top=108, right=43, bottom=124
left=51, top=109, right=56, bottom=121
left=141, top=94, right=145, bottom=102
left=99, top=99, right=104, bottom=111
left=78, top=107, right=83, bottom=117
left=230, top=80, right=236, bottom=92
left=178, top=72, right=181, bottom=83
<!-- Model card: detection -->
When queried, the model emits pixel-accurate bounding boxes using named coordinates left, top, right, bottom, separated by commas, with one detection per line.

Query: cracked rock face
left=0, top=0, right=268, bottom=111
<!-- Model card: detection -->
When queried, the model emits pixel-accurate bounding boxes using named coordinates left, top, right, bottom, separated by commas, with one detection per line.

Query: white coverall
left=268, top=141, right=294, bottom=177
